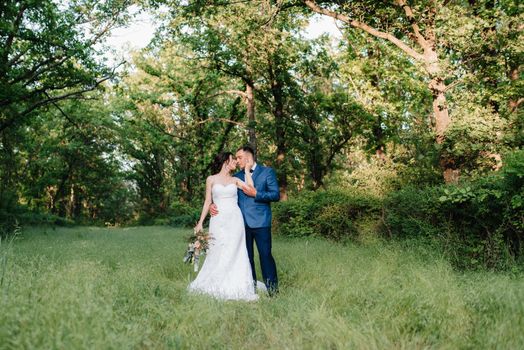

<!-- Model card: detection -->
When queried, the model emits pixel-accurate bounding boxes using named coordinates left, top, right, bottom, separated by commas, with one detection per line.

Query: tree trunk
left=424, top=50, right=456, bottom=182
left=508, top=64, right=522, bottom=114
left=0, top=132, right=17, bottom=209
left=269, top=61, right=288, bottom=200
left=246, top=83, right=257, bottom=152
left=368, top=49, right=387, bottom=161
left=73, top=187, right=82, bottom=219
left=52, top=161, right=72, bottom=216
left=67, top=183, right=75, bottom=219
left=213, top=97, right=242, bottom=155
left=425, top=53, right=450, bottom=143
left=310, top=148, right=325, bottom=190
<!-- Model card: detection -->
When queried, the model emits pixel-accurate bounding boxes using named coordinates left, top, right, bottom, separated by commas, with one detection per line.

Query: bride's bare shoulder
left=206, top=175, right=215, bottom=185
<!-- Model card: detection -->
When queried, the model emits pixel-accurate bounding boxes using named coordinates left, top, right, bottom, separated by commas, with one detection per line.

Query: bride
left=188, top=151, right=258, bottom=301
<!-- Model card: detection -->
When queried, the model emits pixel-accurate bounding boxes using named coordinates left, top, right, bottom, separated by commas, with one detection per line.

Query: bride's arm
left=235, top=177, right=253, bottom=190
left=245, top=167, right=254, bottom=187
left=195, top=176, right=213, bottom=232
left=235, top=163, right=255, bottom=190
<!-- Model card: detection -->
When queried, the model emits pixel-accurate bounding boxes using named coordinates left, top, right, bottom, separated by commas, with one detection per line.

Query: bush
left=273, top=189, right=381, bottom=241
left=381, top=185, right=444, bottom=239
left=383, top=150, right=524, bottom=269
left=272, top=191, right=317, bottom=238
left=168, top=202, right=201, bottom=228
left=1, top=205, right=75, bottom=239
left=18, top=212, right=75, bottom=227
left=132, top=201, right=201, bottom=227
left=0, top=189, right=20, bottom=239
left=500, top=150, right=524, bottom=252
left=329, top=153, right=404, bottom=197
left=1, top=185, right=104, bottom=233
left=0, top=210, right=18, bottom=240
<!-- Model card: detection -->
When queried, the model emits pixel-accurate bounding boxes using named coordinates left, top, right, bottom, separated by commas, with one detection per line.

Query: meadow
left=1, top=226, right=523, bottom=349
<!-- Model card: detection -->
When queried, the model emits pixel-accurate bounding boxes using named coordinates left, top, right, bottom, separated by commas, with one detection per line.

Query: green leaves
left=0, top=0, right=131, bottom=133
left=438, top=187, right=475, bottom=204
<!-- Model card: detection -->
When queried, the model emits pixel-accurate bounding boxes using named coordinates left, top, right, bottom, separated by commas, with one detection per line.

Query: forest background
left=0, top=0, right=523, bottom=270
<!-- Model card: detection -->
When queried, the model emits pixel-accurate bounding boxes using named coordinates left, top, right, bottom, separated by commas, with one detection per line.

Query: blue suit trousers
left=245, top=225, right=278, bottom=293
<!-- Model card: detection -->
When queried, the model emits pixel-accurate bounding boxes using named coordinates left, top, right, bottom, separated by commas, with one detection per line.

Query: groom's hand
left=209, top=203, right=219, bottom=216
left=242, top=185, right=257, bottom=198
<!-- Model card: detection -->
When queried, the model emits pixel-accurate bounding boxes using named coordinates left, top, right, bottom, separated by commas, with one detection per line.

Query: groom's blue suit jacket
left=234, top=165, right=280, bottom=228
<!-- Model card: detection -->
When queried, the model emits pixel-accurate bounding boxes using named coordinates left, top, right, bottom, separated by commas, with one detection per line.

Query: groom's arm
left=254, top=168, right=280, bottom=203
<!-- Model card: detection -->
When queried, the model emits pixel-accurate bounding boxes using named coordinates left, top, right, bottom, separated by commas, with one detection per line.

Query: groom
left=210, top=145, right=280, bottom=296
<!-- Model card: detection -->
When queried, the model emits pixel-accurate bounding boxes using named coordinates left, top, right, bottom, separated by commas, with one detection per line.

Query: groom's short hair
left=238, top=145, right=256, bottom=159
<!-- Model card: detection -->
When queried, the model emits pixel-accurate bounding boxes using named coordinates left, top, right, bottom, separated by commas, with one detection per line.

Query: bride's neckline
left=213, top=182, right=236, bottom=188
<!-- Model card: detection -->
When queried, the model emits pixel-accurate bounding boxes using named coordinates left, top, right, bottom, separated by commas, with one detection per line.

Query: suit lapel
left=236, top=170, right=245, bottom=181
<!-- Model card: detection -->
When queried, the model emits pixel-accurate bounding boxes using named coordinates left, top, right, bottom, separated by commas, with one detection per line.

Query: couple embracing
left=189, top=146, right=280, bottom=301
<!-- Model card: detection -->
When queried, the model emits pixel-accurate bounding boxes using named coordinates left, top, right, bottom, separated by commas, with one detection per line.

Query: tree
left=0, top=0, right=133, bottom=216
left=0, top=0, right=131, bottom=133
left=6, top=93, right=135, bottom=223
left=284, top=37, right=374, bottom=189
left=110, top=42, right=250, bottom=211
left=301, top=0, right=482, bottom=181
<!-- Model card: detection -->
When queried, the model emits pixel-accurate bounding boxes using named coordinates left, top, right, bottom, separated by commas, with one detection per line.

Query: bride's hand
left=209, top=203, right=219, bottom=216
left=242, top=184, right=257, bottom=197
left=245, top=159, right=253, bottom=172
left=194, top=222, right=203, bottom=233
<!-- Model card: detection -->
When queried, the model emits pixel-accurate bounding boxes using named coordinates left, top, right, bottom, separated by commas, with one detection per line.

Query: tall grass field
left=1, top=226, right=523, bottom=349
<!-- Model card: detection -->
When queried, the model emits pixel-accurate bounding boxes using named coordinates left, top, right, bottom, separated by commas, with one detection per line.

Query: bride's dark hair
left=211, top=151, right=233, bottom=175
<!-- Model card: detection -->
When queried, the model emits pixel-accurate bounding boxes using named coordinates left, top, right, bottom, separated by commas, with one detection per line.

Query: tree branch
left=195, top=117, right=245, bottom=127
left=444, top=79, right=463, bottom=92
left=212, top=90, right=248, bottom=99
left=21, top=78, right=111, bottom=116
left=10, top=56, right=68, bottom=86
left=142, top=118, right=193, bottom=142
left=6, top=46, right=31, bottom=67
left=510, top=98, right=523, bottom=113
left=396, top=0, right=428, bottom=48
left=43, top=91, right=82, bottom=130
left=194, top=89, right=249, bottom=108
left=327, top=135, right=352, bottom=168
left=1, top=4, right=28, bottom=67
left=303, top=0, right=424, bottom=61
left=0, top=73, right=115, bottom=134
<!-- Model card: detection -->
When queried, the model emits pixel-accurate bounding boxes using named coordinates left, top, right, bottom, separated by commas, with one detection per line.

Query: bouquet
left=183, top=228, right=212, bottom=272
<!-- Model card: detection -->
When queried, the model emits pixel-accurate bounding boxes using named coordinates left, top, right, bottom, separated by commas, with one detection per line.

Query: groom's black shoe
left=268, top=288, right=279, bottom=298
left=267, top=281, right=279, bottom=297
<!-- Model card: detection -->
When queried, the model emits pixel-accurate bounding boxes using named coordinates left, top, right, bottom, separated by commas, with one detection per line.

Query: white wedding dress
left=188, top=183, right=259, bottom=301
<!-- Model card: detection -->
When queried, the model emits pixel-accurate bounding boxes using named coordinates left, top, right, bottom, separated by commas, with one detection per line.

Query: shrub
left=382, top=185, right=444, bottom=239
left=0, top=189, right=20, bottom=239
left=500, top=150, right=524, bottom=252
left=0, top=211, right=18, bottom=240
left=168, top=202, right=201, bottom=228
left=330, top=153, right=404, bottom=197
left=273, top=189, right=381, bottom=241
left=1, top=206, right=75, bottom=238
left=272, top=191, right=317, bottom=238
left=383, top=150, right=524, bottom=269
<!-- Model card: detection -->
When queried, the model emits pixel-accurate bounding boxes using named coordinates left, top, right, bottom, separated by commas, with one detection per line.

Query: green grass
left=1, top=226, right=523, bottom=349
